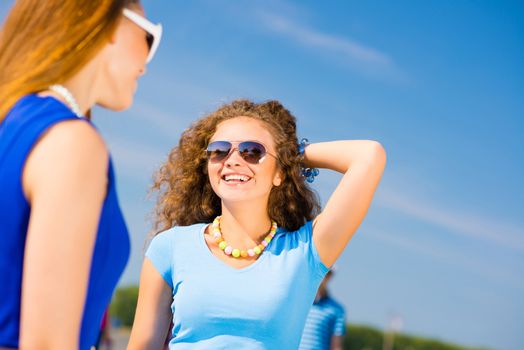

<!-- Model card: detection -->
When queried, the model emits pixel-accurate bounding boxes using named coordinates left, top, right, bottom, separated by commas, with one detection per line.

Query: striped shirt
left=299, top=295, right=346, bottom=350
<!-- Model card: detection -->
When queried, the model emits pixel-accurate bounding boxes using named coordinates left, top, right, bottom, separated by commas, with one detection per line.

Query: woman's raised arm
left=307, top=140, right=387, bottom=268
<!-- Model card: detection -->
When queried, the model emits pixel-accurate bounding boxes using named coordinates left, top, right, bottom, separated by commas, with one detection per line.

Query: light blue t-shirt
left=146, top=220, right=329, bottom=349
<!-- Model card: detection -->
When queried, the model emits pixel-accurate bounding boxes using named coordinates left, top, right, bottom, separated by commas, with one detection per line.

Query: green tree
left=345, top=324, right=383, bottom=350
left=109, top=285, right=139, bottom=327
left=343, top=324, right=490, bottom=350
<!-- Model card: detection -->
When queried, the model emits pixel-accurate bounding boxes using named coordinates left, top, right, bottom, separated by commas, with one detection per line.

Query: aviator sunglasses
left=122, top=8, right=162, bottom=63
left=206, top=141, right=277, bottom=164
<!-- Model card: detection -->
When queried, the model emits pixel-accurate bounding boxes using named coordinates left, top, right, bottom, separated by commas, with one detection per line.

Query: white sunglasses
left=122, top=8, right=162, bottom=63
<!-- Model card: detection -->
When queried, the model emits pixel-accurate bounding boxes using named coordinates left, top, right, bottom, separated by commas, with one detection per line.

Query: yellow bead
left=253, top=246, right=261, bottom=255
left=219, top=241, right=227, bottom=250
left=232, top=249, right=241, bottom=258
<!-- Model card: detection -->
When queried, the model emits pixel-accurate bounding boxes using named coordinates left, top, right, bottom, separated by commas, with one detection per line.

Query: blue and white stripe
left=299, top=296, right=346, bottom=350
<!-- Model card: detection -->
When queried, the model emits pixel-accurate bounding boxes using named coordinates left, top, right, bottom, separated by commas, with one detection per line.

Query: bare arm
left=307, top=140, right=387, bottom=267
left=19, top=120, right=108, bottom=349
left=331, top=335, right=344, bottom=350
left=127, top=258, right=173, bottom=350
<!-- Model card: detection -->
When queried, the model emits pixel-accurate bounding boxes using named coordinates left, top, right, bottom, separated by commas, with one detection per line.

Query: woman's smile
left=221, top=173, right=253, bottom=184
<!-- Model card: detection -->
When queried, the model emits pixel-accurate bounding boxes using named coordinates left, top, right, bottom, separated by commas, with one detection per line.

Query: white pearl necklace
left=49, top=84, right=83, bottom=118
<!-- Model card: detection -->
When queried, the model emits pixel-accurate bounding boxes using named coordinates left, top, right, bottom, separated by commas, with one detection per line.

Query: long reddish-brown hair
left=0, top=0, right=140, bottom=121
left=152, top=99, right=321, bottom=234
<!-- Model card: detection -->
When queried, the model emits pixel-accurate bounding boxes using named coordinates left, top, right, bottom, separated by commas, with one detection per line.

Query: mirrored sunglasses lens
left=238, top=142, right=266, bottom=163
left=207, top=142, right=231, bottom=162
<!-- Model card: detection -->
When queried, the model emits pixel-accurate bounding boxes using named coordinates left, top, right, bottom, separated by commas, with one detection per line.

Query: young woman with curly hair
left=128, top=99, right=386, bottom=349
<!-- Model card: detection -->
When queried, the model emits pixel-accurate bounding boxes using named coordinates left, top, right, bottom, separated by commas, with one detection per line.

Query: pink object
left=262, top=240, right=268, bottom=247
left=247, top=249, right=255, bottom=257
left=224, top=246, right=233, bottom=255
left=100, top=309, right=109, bottom=329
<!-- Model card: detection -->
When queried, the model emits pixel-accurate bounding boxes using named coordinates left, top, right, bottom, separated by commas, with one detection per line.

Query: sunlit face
left=98, top=5, right=150, bottom=110
left=207, top=117, right=283, bottom=204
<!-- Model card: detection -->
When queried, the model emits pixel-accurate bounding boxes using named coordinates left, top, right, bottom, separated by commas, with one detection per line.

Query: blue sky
left=2, top=1, right=523, bottom=349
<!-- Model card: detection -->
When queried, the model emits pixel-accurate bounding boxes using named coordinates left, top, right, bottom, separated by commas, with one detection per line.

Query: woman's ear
left=108, top=17, right=121, bottom=45
left=273, top=171, right=282, bottom=187
left=109, top=29, right=118, bottom=44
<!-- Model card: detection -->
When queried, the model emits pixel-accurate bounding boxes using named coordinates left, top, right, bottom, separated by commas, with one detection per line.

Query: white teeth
left=224, top=174, right=250, bottom=182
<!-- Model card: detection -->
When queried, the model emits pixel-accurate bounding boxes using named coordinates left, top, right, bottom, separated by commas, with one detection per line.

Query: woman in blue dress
left=128, top=100, right=387, bottom=349
left=0, top=1, right=161, bottom=349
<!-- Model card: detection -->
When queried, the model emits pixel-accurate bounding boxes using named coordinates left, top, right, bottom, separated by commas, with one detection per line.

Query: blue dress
left=0, top=94, right=130, bottom=349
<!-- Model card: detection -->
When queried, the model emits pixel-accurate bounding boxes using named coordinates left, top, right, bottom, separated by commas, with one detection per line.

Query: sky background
left=2, top=1, right=523, bottom=349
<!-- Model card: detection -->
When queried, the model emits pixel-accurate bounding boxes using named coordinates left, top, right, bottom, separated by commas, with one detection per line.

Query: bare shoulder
left=41, top=119, right=107, bottom=157
left=24, top=119, right=109, bottom=199
left=30, top=119, right=108, bottom=168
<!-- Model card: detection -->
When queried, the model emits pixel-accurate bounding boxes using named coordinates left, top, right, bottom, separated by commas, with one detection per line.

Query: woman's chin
left=98, top=95, right=133, bottom=112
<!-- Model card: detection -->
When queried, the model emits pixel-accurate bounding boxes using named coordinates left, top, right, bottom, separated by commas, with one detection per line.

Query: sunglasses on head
left=122, top=8, right=162, bottom=63
left=206, top=141, right=277, bottom=164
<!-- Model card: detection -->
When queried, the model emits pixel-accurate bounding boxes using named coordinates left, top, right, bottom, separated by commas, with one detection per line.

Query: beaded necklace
left=211, top=216, right=277, bottom=259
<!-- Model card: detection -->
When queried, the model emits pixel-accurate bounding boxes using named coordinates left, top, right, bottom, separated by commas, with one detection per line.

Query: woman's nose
left=224, top=148, right=243, bottom=166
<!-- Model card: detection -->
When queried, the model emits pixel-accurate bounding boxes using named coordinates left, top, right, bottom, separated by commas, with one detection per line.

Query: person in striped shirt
left=299, top=269, right=346, bottom=350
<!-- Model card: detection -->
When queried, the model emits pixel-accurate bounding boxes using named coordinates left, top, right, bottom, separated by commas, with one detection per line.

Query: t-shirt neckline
left=197, top=223, right=272, bottom=273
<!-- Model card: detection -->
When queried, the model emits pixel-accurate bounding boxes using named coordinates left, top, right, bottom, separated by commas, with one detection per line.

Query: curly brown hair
left=151, top=99, right=320, bottom=234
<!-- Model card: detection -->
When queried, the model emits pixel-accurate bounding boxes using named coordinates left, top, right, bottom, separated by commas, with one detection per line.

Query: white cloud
left=379, top=189, right=524, bottom=252
left=254, top=9, right=407, bottom=82
left=366, top=228, right=523, bottom=289
left=126, top=100, right=188, bottom=141
left=258, top=11, right=391, bottom=66
left=106, top=135, right=166, bottom=179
